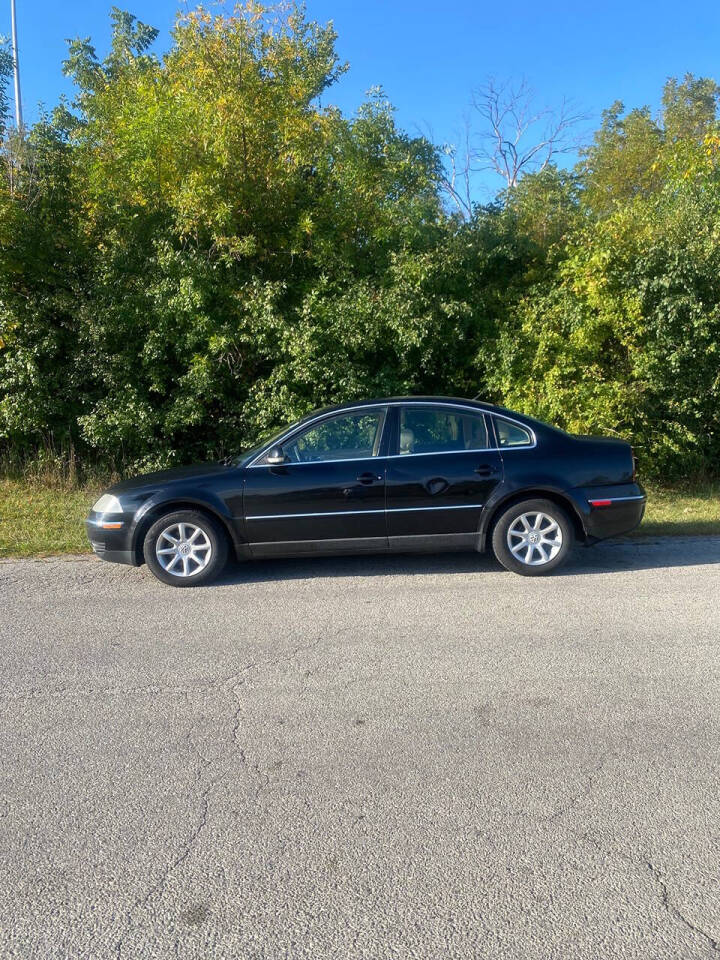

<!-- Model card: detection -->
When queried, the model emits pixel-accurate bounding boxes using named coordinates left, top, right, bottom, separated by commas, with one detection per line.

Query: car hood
left=107, top=462, right=233, bottom=494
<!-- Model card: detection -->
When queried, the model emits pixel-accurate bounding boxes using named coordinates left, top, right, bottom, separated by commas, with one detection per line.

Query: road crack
left=641, top=857, right=719, bottom=955
left=545, top=744, right=621, bottom=825
left=565, top=825, right=719, bottom=955
left=113, top=636, right=326, bottom=956
left=541, top=736, right=719, bottom=955
left=137, top=784, right=212, bottom=912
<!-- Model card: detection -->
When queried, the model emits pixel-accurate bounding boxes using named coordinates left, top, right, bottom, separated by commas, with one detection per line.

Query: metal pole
left=10, top=0, right=23, bottom=132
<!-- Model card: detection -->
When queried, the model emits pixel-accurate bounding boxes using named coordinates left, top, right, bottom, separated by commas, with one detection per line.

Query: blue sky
left=4, top=0, right=720, bottom=197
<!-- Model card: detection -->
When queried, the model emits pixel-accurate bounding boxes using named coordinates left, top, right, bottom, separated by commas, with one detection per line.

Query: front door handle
left=357, top=472, right=383, bottom=484
left=474, top=464, right=498, bottom=477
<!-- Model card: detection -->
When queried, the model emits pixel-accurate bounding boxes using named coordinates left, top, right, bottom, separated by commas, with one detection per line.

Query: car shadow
left=558, top=535, right=720, bottom=576
left=211, top=535, right=720, bottom=586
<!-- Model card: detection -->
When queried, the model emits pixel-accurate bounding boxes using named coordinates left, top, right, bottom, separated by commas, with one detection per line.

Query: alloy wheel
left=506, top=511, right=563, bottom=566
left=155, top=521, right=213, bottom=577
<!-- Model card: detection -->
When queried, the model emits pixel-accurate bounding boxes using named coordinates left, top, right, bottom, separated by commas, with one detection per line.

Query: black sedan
left=86, top=397, right=646, bottom=585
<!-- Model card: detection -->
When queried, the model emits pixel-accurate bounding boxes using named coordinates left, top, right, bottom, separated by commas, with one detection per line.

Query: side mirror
left=266, top=445, right=287, bottom=465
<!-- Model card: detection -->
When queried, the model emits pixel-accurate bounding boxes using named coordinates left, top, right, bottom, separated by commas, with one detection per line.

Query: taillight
left=631, top=447, right=638, bottom=481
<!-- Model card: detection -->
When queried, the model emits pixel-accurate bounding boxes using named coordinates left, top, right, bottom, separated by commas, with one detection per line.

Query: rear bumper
left=567, top=483, right=646, bottom=542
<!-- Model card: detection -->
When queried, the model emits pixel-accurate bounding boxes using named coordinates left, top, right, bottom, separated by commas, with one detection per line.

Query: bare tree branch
left=439, top=115, right=473, bottom=218
left=431, top=78, right=587, bottom=217
left=469, top=77, right=587, bottom=189
left=419, top=117, right=473, bottom=219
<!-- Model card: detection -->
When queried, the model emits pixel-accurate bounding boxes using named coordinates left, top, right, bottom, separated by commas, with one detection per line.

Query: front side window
left=398, top=407, right=489, bottom=456
left=275, top=409, right=386, bottom=463
left=494, top=417, right=533, bottom=448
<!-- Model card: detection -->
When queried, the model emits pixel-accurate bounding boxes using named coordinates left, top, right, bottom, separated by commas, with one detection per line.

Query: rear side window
left=398, top=407, right=489, bottom=455
left=494, top=417, right=533, bottom=448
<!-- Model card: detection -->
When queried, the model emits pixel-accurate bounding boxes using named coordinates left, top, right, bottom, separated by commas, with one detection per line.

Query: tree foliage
left=487, top=132, right=720, bottom=475
left=0, top=5, right=718, bottom=481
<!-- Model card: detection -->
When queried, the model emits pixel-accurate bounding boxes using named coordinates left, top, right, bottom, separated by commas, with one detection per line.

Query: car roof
left=298, top=396, right=528, bottom=421
left=285, top=397, right=565, bottom=442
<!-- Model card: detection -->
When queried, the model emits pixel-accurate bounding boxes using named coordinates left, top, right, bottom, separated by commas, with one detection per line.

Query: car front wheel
left=143, top=510, right=228, bottom=587
left=491, top=498, right=573, bottom=576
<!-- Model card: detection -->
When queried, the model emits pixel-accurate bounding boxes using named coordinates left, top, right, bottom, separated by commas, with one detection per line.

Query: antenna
left=10, top=0, right=23, bottom=132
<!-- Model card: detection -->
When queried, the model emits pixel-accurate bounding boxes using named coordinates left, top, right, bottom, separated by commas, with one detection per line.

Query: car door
left=385, top=403, right=503, bottom=550
left=243, top=406, right=390, bottom=557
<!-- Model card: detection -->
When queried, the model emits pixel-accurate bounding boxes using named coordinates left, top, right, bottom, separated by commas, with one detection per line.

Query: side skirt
left=389, top=532, right=479, bottom=553
left=248, top=532, right=483, bottom=559
left=249, top=537, right=389, bottom=558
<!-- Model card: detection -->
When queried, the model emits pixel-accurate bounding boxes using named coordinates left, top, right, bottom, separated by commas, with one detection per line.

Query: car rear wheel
left=143, top=510, right=228, bottom=587
left=491, top=499, right=573, bottom=576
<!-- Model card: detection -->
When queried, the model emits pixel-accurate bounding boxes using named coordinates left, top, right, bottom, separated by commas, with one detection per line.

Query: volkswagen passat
left=86, top=397, right=646, bottom=586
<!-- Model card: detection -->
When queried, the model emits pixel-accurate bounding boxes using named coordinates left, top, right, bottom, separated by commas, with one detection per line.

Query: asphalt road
left=1, top=538, right=720, bottom=959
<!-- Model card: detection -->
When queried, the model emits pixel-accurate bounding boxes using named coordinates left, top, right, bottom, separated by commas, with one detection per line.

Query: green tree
left=1, top=4, right=452, bottom=473
left=662, top=73, right=720, bottom=141
left=0, top=39, right=13, bottom=139
left=579, top=101, right=663, bottom=214
left=490, top=133, right=720, bottom=476
left=0, top=106, right=88, bottom=467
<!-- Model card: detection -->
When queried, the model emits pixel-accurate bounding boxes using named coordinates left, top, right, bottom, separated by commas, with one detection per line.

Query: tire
left=491, top=498, right=573, bottom=576
left=143, top=510, right=228, bottom=587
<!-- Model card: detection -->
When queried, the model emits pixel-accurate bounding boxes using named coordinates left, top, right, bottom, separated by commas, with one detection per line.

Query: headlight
left=92, top=493, right=122, bottom=514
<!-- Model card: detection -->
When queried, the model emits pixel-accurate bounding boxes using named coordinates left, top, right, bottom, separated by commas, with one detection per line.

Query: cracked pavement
left=1, top=537, right=719, bottom=959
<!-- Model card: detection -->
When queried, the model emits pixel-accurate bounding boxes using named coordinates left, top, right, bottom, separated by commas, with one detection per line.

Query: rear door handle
left=474, top=464, right=498, bottom=477
left=357, top=472, right=383, bottom=484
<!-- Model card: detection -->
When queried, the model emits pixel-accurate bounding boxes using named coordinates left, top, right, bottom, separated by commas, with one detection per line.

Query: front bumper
left=567, top=483, right=646, bottom=542
left=86, top=513, right=139, bottom=566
